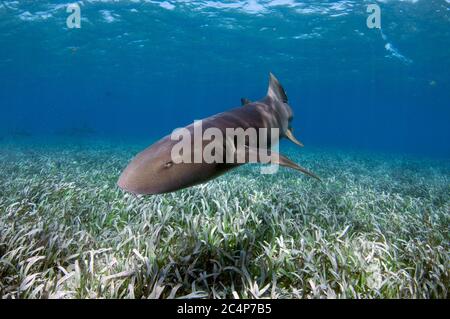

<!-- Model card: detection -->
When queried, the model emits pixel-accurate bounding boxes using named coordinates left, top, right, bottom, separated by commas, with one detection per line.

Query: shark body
left=118, top=73, right=319, bottom=195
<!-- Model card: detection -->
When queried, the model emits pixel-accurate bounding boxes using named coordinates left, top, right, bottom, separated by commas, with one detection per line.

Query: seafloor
left=0, top=137, right=448, bottom=298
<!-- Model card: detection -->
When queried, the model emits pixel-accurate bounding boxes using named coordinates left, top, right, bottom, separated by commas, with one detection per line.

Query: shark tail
left=267, top=72, right=288, bottom=103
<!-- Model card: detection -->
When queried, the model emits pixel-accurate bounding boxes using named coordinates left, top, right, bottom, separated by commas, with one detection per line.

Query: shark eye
left=164, top=161, right=173, bottom=168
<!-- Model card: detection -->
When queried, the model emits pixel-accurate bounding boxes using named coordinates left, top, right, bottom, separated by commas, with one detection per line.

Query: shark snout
left=117, top=167, right=150, bottom=195
left=117, top=151, right=163, bottom=195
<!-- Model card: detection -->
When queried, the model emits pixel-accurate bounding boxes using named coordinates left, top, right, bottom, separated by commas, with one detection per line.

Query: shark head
left=117, top=137, right=227, bottom=195
left=267, top=72, right=304, bottom=147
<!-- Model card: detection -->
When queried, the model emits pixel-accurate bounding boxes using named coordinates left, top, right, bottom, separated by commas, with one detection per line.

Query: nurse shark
left=118, top=73, right=320, bottom=195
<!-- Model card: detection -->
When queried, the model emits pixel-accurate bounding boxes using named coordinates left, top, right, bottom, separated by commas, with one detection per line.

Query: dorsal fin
left=267, top=72, right=288, bottom=103
left=240, top=97, right=252, bottom=106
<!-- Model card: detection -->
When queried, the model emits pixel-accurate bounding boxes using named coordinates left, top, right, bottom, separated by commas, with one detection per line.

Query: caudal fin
left=267, top=72, right=288, bottom=103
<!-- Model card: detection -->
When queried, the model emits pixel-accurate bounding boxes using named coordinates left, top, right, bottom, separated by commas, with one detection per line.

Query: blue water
left=1, top=0, right=449, bottom=158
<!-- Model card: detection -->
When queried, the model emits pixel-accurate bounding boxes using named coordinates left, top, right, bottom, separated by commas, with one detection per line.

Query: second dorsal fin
left=241, top=97, right=252, bottom=106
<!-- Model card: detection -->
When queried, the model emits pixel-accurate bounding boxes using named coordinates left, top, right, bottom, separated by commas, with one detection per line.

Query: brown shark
left=118, top=73, right=319, bottom=195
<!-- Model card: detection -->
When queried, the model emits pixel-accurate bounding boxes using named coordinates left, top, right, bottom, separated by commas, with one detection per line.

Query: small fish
left=118, top=73, right=319, bottom=195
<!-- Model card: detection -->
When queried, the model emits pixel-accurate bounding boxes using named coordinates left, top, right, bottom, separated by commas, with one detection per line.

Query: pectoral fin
left=285, top=129, right=304, bottom=147
left=243, top=146, right=320, bottom=181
